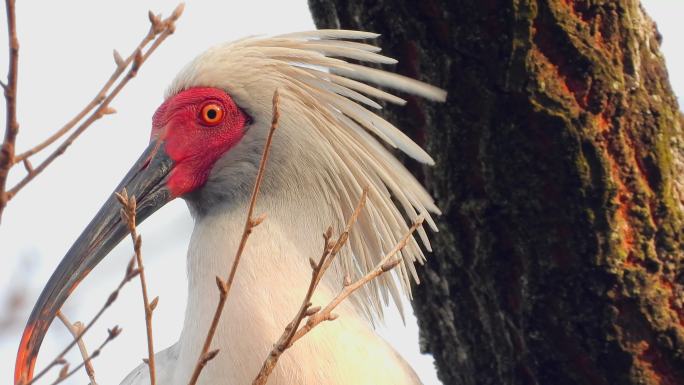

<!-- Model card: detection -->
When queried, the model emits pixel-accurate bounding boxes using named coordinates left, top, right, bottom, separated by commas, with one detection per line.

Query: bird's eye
left=200, top=103, right=224, bottom=125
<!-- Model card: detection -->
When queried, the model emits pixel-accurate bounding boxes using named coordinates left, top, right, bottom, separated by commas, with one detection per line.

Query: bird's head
left=13, top=87, right=255, bottom=384
left=15, top=30, right=446, bottom=384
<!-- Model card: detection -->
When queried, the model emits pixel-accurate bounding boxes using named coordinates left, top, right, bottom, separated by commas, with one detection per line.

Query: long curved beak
left=15, top=140, right=174, bottom=384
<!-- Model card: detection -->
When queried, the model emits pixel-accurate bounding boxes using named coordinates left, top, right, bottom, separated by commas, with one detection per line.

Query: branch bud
left=102, top=106, right=117, bottom=115
left=381, top=259, right=401, bottom=272
left=215, top=276, right=228, bottom=295
left=201, top=349, right=220, bottom=365
left=106, top=291, right=119, bottom=307
left=125, top=256, right=136, bottom=278
left=22, top=158, right=33, bottom=174
left=148, top=10, right=162, bottom=33
left=170, top=3, right=185, bottom=21
left=58, top=363, right=69, bottom=379
left=113, top=49, right=124, bottom=68
left=131, top=49, right=143, bottom=74
left=305, top=306, right=321, bottom=316
left=115, top=189, right=128, bottom=205
left=135, top=235, right=142, bottom=250
left=108, top=325, right=123, bottom=339
left=251, top=213, right=267, bottom=227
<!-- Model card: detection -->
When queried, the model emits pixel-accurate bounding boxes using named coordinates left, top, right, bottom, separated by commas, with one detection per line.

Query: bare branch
left=293, top=217, right=423, bottom=342
left=25, top=258, right=140, bottom=385
left=187, top=89, right=281, bottom=385
left=195, top=349, right=220, bottom=373
left=56, top=311, right=98, bottom=385
left=252, top=215, right=424, bottom=385
left=116, top=188, right=157, bottom=385
left=113, top=49, right=125, bottom=68
left=282, top=188, right=367, bottom=350
left=13, top=30, right=147, bottom=164
left=49, top=326, right=121, bottom=385
left=250, top=190, right=367, bottom=385
left=0, top=0, right=20, bottom=222
left=3, top=3, right=185, bottom=210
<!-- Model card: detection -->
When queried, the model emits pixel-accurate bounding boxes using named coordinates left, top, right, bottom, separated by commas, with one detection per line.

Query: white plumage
left=122, top=29, right=445, bottom=385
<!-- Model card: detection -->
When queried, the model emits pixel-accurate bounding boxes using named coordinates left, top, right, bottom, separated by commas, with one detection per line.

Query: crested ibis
left=15, top=30, right=447, bottom=385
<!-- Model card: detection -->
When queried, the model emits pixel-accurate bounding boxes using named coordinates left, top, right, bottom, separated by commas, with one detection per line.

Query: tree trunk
left=308, top=1, right=684, bottom=384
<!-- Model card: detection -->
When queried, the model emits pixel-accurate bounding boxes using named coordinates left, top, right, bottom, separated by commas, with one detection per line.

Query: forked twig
left=283, top=187, right=368, bottom=350
left=1, top=3, right=185, bottom=218
left=292, top=218, right=423, bottom=342
left=252, top=215, right=425, bottom=385
left=0, top=0, right=20, bottom=222
left=12, top=6, right=180, bottom=164
left=186, top=89, right=281, bottom=385
left=24, top=258, right=140, bottom=385
left=116, top=189, right=158, bottom=385
left=49, top=326, right=122, bottom=385
left=56, top=311, right=97, bottom=385
left=250, top=188, right=367, bottom=385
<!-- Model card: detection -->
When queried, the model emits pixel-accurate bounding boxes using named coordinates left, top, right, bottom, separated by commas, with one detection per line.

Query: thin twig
left=13, top=24, right=155, bottom=163
left=283, top=188, right=368, bottom=350
left=116, top=188, right=157, bottom=385
left=186, top=89, right=281, bottom=385
left=15, top=4, right=181, bottom=164
left=252, top=216, right=424, bottom=385
left=251, top=190, right=368, bottom=385
left=0, top=0, right=20, bottom=222
left=49, top=326, right=122, bottom=385
left=56, top=311, right=98, bottom=385
left=25, top=258, right=140, bottom=385
left=4, top=3, right=185, bottom=204
left=294, top=217, right=423, bottom=342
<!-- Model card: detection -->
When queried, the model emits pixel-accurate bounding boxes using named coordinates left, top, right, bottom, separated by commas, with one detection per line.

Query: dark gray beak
left=15, top=140, right=174, bottom=384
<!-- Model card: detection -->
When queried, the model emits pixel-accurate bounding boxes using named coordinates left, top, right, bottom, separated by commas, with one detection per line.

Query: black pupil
left=207, top=108, right=217, bottom=120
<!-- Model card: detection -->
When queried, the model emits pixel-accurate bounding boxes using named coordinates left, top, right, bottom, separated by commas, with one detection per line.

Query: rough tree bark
left=309, top=1, right=684, bottom=384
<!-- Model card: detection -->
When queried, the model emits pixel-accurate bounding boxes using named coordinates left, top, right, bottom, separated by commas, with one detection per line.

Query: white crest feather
left=167, top=30, right=446, bottom=318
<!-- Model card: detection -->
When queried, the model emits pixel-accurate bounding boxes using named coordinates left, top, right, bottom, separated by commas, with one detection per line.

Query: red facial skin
left=152, top=87, right=250, bottom=197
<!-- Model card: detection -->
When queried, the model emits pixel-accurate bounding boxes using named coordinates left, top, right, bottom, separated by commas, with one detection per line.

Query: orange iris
left=200, top=103, right=224, bottom=125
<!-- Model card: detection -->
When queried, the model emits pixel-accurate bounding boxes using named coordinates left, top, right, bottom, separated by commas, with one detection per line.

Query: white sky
left=0, top=1, right=681, bottom=385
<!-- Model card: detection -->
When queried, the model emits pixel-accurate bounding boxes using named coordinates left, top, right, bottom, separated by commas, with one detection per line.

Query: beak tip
left=13, top=140, right=173, bottom=385
left=15, top=322, right=37, bottom=385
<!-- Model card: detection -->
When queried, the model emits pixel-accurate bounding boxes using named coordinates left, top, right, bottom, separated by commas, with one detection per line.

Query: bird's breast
left=167, top=209, right=421, bottom=385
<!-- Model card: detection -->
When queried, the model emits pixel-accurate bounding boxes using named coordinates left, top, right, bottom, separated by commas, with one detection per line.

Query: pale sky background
left=0, top=1, right=682, bottom=385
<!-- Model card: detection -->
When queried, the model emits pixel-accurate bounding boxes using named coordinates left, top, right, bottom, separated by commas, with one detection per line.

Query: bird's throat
left=172, top=151, right=420, bottom=385
left=176, top=193, right=343, bottom=383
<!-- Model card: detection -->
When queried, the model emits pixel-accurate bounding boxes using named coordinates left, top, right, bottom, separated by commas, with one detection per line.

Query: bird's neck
left=172, top=133, right=419, bottom=385
left=176, top=184, right=348, bottom=384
